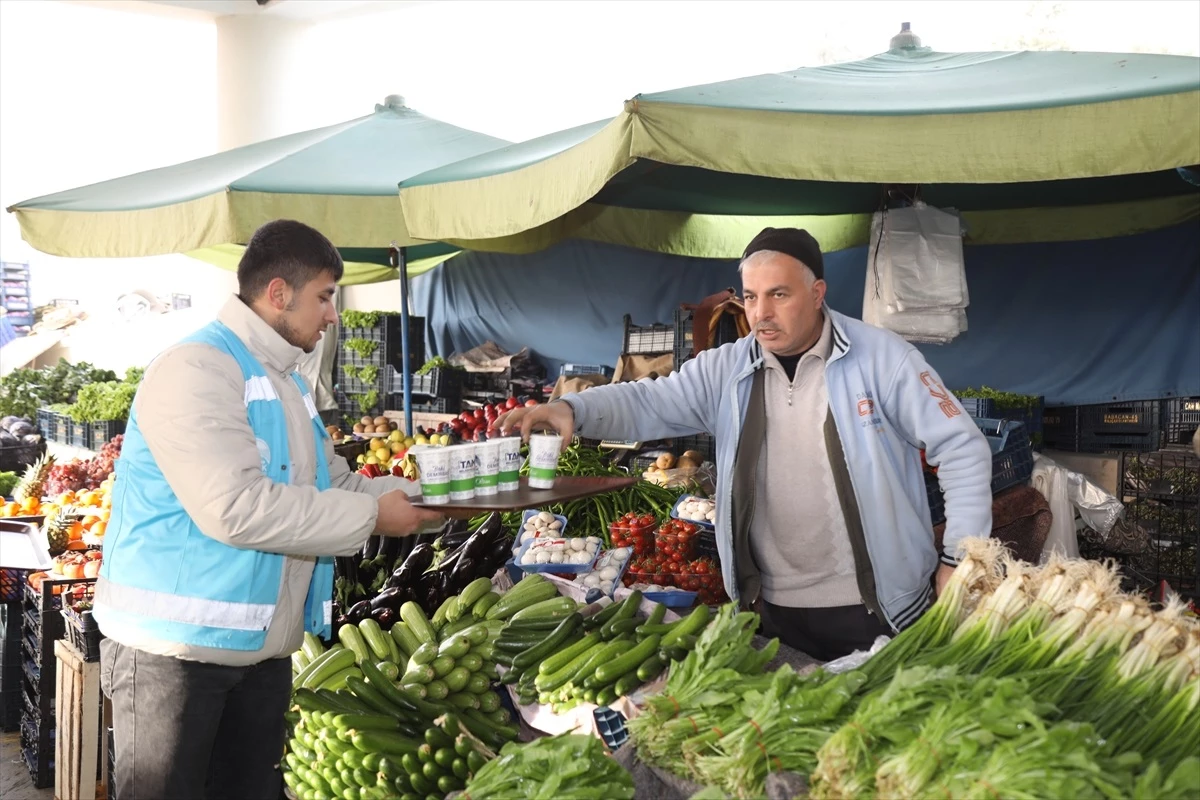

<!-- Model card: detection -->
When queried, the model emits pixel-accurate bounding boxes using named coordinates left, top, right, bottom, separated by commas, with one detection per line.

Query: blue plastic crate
left=594, top=706, right=629, bottom=751
left=957, top=397, right=996, bottom=419
left=560, top=364, right=614, bottom=379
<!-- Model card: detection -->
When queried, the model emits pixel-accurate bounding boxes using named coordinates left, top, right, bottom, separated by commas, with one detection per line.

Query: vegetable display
left=459, top=733, right=634, bottom=800
left=628, top=538, right=1200, bottom=800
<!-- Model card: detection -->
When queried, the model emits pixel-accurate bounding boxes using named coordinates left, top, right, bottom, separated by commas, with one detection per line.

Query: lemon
left=365, top=455, right=379, bottom=465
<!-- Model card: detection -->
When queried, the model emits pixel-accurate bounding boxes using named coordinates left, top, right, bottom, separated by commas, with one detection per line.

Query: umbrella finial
left=890, top=22, right=923, bottom=51
left=384, top=95, right=406, bottom=109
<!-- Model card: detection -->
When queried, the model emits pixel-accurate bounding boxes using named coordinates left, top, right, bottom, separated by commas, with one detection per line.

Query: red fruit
left=525, top=400, right=539, bottom=407
left=459, top=412, right=474, bottom=423
left=474, top=409, right=485, bottom=420
left=506, top=397, right=519, bottom=409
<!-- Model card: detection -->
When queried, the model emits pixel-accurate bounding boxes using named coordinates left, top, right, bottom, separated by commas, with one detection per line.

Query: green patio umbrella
left=7, top=95, right=511, bottom=430
left=397, top=48, right=1200, bottom=258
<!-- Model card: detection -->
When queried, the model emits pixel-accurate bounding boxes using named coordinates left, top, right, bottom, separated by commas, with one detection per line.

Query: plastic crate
left=673, top=308, right=695, bottom=368
left=956, top=398, right=997, bottom=419
left=36, top=408, right=57, bottom=440
left=61, top=607, right=102, bottom=663
left=88, top=419, right=126, bottom=449
left=1121, top=450, right=1199, bottom=503
left=1078, top=401, right=1162, bottom=454
left=337, top=314, right=425, bottom=372
left=337, top=389, right=381, bottom=422
left=1042, top=406, right=1080, bottom=451
left=976, top=418, right=1035, bottom=494
left=67, top=419, right=89, bottom=449
left=671, top=433, right=715, bottom=462
left=1, top=569, right=28, bottom=603
left=1165, top=397, right=1200, bottom=447
left=594, top=706, right=629, bottom=751
left=926, top=471, right=946, bottom=526
left=622, top=314, right=673, bottom=355
left=0, top=434, right=45, bottom=474
left=462, top=370, right=510, bottom=393
left=404, top=366, right=465, bottom=404
left=0, top=687, right=19, bottom=732
left=560, top=364, right=614, bottom=380
left=386, top=395, right=454, bottom=414
left=694, top=529, right=719, bottom=562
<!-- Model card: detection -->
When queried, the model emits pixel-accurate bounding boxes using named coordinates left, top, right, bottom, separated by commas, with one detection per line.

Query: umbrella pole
left=395, top=245, right=414, bottom=436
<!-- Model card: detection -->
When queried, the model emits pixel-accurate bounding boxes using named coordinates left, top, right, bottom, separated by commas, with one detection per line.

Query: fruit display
left=12, top=452, right=54, bottom=505
left=654, top=518, right=702, bottom=562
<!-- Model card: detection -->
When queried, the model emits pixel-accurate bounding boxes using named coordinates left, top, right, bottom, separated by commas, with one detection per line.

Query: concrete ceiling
left=83, top=0, right=420, bottom=23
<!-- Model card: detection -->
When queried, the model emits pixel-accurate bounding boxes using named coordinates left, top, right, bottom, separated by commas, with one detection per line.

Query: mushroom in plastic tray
left=575, top=546, right=632, bottom=596
left=513, top=509, right=569, bottom=553
left=515, top=534, right=600, bottom=573
left=672, top=494, right=716, bottom=526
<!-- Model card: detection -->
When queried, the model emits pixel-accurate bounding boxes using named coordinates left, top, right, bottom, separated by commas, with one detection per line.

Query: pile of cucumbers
left=495, top=584, right=713, bottom=714
left=285, top=577, right=520, bottom=800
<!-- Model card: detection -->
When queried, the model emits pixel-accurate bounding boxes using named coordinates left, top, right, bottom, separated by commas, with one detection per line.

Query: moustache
left=755, top=323, right=781, bottom=333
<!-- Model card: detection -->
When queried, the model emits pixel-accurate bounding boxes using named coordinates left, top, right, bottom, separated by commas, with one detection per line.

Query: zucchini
left=509, top=596, right=577, bottom=623
left=345, top=675, right=402, bottom=716
left=299, top=648, right=358, bottom=690
left=429, top=655, right=457, bottom=679
left=430, top=595, right=457, bottom=628
left=292, top=649, right=310, bottom=674
left=303, top=632, right=326, bottom=661
left=293, top=687, right=344, bottom=713
left=485, top=580, right=559, bottom=620
left=375, top=661, right=401, bottom=682
left=636, top=654, right=666, bottom=682
left=465, top=672, right=491, bottom=694
left=317, top=665, right=361, bottom=692
left=438, top=615, right=477, bottom=640
left=425, top=680, right=449, bottom=701
left=333, top=713, right=402, bottom=732
left=358, top=619, right=392, bottom=661
left=605, top=618, right=640, bottom=638
left=443, top=666, right=471, bottom=693
left=582, top=597, right=624, bottom=630
left=437, top=637, right=472, bottom=661
left=599, top=591, right=641, bottom=638
left=400, top=602, right=437, bottom=645
left=442, top=595, right=466, bottom=625
left=409, top=642, right=439, bottom=667
left=447, top=692, right=479, bottom=710
left=390, top=622, right=420, bottom=657
left=471, top=591, right=501, bottom=619
left=458, top=577, right=494, bottom=611
left=614, top=671, right=643, bottom=698
left=661, top=604, right=710, bottom=648
left=457, top=652, right=484, bottom=673
left=359, top=660, right=422, bottom=714
left=338, top=623, right=373, bottom=665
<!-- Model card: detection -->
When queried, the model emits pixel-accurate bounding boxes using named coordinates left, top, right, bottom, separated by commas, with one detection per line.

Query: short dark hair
left=237, top=220, right=344, bottom=300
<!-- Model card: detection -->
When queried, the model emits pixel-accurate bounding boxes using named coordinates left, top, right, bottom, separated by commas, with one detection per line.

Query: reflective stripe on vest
left=244, top=374, right=278, bottom=404
left=95, top=575, right=274, bottom=632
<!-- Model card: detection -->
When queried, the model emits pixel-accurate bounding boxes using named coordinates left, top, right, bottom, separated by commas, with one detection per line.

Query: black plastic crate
left=1165, top=397, right=1200, bottom=447
left=338, top=314, right=425, bottom=372
left=976, top=418, right=1035, bottom=495
left=22, top=738, right=54, bottom=789
left=670, top=433, right=716, bottom=462
left=1121, top=450, right=1199, bottom=503
left=336, top=389, right=382, bottom=422
left=926, top=471, right=946, bottom=527
left=0, top=687, right=19, bottom=732
left=337, top=362, right=388, bottom=396
left=67, top=418, right=90, bottom=449
left=622, top=314, right=674, bottom=355
left=1042, top=405, right=1080, bottom=451
left=403, top=366, right=464, bottom=404
left=673, top=308, right=695, bottom=368
left=956, top=398, right=997, bottom=419
left=88, top=419, right=126, bottom=449
left=694, top=529, right=719, bottom=563
left=386, top=395, right=453, bottom=414
left=1078, top=400, right=1163, bottom=453
left=62, top=607, right=102, bottom=663
left=0, top=432, right=45, bottom=473
left=461, top=370, right=511, bottom=394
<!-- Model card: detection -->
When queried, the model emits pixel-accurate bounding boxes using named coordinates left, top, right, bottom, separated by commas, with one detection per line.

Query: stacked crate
left=1, top=601, right=21, bottom=731
left=335, top=314, right=425, bottom=425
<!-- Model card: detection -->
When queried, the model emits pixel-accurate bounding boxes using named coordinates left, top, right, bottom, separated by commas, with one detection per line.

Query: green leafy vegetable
left=0, top=471, right=18, bottom=497
left=343, top=338, right=378, bottom=360
left=67, top=381, right=138, bottom=423
left=460, top=733, right=633, bottom=800
left=341, top=310, right=384, bottom=329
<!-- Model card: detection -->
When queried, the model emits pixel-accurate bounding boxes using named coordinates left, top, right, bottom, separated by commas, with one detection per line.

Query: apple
left=525, top=399, right=539, bottom=407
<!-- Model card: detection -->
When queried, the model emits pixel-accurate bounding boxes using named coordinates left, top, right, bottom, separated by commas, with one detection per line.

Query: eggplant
left=448, top=557, right=479, bottom=592
left=334, top=614, right=349, bottom=629
left=370, top=586, right=410, bottom=611
left=438, top=528, right=474, bottom=552
left=370, top=607, right=396, bottom=628
left=362, top=534, right=381, bottom=561
left=391, top=544, right=435, bottom=588
left=378, top=535, right=402, bottom=572
left=347, top=600, right=372, bottom=623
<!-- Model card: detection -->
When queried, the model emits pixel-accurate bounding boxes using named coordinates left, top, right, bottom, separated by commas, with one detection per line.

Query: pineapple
left=14, top=453, right=55, bottom=503
left=43, top=510, right=71, bottom=557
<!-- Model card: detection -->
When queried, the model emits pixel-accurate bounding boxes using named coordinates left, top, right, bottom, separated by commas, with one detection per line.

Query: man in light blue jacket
left=499, top=227, right=993, bottom=660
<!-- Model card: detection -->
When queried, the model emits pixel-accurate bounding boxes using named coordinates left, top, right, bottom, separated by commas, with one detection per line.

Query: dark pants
left=759, top=601, right=893, bottom=662
left=100, top=639, right=291, bottom=800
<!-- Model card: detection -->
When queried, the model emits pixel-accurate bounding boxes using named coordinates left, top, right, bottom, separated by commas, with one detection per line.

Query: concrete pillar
left=215, top=14, right=314, bottom=151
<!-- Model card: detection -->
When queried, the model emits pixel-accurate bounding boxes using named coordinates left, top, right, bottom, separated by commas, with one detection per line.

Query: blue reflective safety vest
left=93, top=320, right=334, bottom=650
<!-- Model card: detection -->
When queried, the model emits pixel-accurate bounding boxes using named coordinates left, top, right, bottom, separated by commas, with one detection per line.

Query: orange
left=91, top=521, right=107, bottom=537
left=20, top=497, right=39, bottom=515
left=1, top=501, right=17, bottom=517
left=99, top=509, right=111, bottom=522
left=68, top=521, right=85, bottom=541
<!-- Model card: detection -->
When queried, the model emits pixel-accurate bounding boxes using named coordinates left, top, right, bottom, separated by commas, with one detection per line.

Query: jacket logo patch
left=857, top=398, right=875, bottom=416
left=920, top=372, right=961, bottom=419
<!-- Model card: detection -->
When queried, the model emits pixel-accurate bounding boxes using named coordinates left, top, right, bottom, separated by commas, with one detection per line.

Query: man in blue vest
left=94, top=220, right=444, bottom=799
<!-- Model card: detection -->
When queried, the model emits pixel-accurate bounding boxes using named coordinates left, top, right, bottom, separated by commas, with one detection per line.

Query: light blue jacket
left=565, top=308, right=993, bottom=631
left=93, top=321, right=334, bottom=650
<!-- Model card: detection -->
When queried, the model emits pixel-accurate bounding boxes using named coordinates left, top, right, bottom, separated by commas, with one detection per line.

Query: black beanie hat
left=741, top=227, right=824, bottom=280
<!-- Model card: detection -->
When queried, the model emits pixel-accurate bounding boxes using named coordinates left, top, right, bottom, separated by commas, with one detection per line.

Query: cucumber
left=599, top=591, right=641, bottom=638
left=466, top=749, right=487, bottom=774
left=646, top=602, right=667, bottom=626
left=359, top=660, right=422, bottom=714
left=511, top=614, right=582, bottom=671
left=429, top=655, right=457, bottom=679
left=471, top=591, right=501, bottom=619
left=345, top=675, right=402, bottom=716
left=399, top=683, right=427, bottom=700
left=317, top=665, right=361, bottom=692
left=293, top=687, right=345, bottom=713
left=437, top=774, right=461, bottom=794
left=661, top=604, right=710, bottom=648
left=438, top=615, right=477, bottom=640
left=390, top=622, right=421, bottom=657
left=537, top=632, right=601, bottom=676
left=509, top=596, right=577, bottom=623
left=333, top=713, right=402, bottom=732
left=502, top=616, right=571, bottom=633
left=443, top=666, right=471, bottom=693
left=614, top=671, right=643, bottom=698
left=425, top=680, right=449, bottom=701
left=400, top=602, right=437, bottom=645
left=486, top=580, right=559, bottom=620
left=350, top=730, right=421, bottom=757
left=447, top=692, right=479, bottom=710
left=338, top=624, right=373, bottom=665
left=299, top=648, right=358, bottom=690
left=437, top=636, right=472, bottom=661
left=595, top=686, right=618, bottom=707
left=330, top=689, right=376, bottom=713
left=605, top=618, right=640, bottom=638
left=433, top=746, right=456, bottom=769
left=636, top=654, right=667, bottom=682
left=582, top=597, right=624, bottom=630
left=593, top=635, right=657, bottom=685
left=292, top=649, right=310, bottom=674
left=358, top=619, right=392, bottom=662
